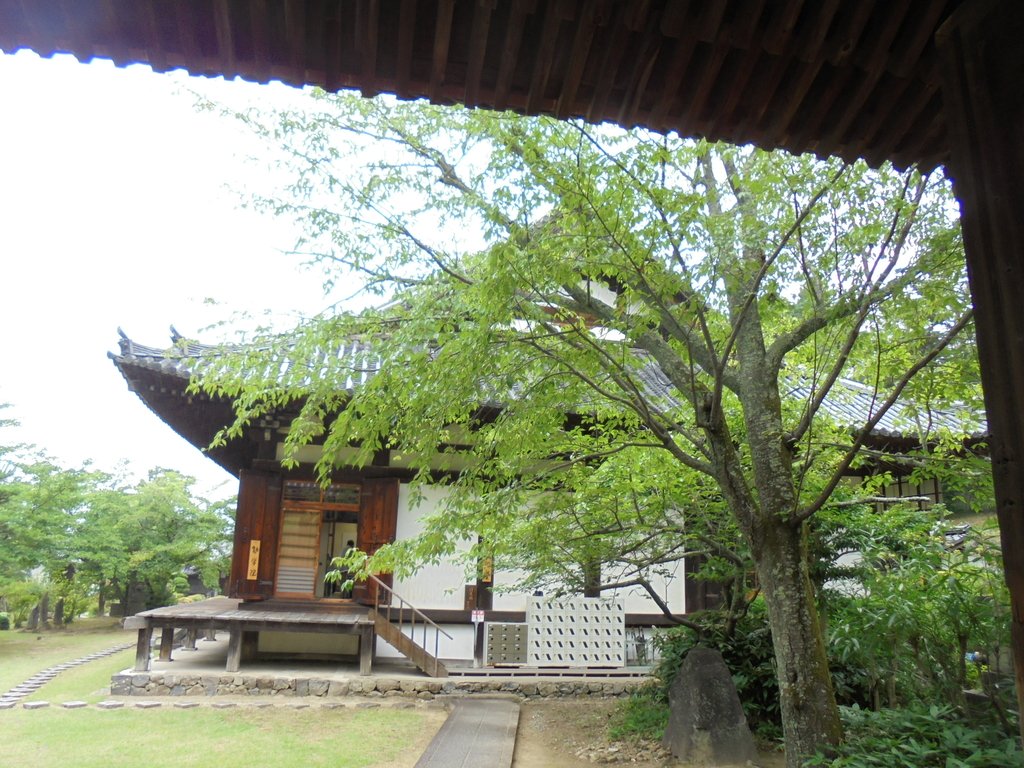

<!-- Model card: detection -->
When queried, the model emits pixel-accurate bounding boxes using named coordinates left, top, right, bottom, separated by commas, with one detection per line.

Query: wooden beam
left=493, top=0, right=532, bottom=110
left=212, top=0, right=236, bottom=75
left=395, top=0, right=416, bottom=96
left=464, top=0, right=494, bottom=106
left=524, top=0, right=564, bottom=115
left=936, top=0, right=1024, bottom=748
left=554, top=1, right=595, bottom=119
left=359, top=0, right=380, bottom=97
left=429, top=0, right=456, bottom=101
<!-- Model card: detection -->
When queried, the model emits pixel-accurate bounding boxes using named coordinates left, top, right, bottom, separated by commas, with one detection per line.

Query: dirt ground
left=511, top=699, right=787, bottom=768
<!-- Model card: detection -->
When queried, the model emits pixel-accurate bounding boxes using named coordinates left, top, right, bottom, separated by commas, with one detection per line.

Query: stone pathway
left=0, top=641, right=134, bottom=709
left=1, top=696, right=447, bottom=712
left=414, top=697, right=520, bottom=768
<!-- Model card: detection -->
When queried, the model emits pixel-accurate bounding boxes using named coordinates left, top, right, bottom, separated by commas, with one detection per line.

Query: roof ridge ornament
left=116, top=327, right=133, bottom=356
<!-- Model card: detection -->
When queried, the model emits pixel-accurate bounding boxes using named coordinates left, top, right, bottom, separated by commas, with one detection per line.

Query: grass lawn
left=2, top=706, right=446, bottom=768
left=1, top=619, right=447, bottom=768
left=0, top=617, right=131, bottom=694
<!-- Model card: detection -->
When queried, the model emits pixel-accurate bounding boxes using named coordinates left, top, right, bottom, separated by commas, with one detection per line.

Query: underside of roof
left=109, top=332, right=258, bottom=477
left=1, top=0, right=967, bottom=172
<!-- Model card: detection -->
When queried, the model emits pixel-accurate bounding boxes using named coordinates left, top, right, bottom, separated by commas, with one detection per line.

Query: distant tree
left=203, top=95, right=979, bottom=764
left=76, top=469, right=233, bottom=613
left=0, top=427, right=233, bottom=619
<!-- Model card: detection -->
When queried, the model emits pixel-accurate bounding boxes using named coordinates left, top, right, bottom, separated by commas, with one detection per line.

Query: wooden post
left=937, top=0, right=1024, bottom=747
left=183, top=628, right=197, bottom=651
left=226, top=627, right=243, bottom=673
left=359, top=624, right=375, bottom=676
left=134, top=626, right=153, bottom=672
left=158, top=627, right=174, bottom=662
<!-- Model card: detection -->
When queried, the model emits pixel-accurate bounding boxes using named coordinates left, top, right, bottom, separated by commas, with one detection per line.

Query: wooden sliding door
left=274, top=508, right=321, bottom=598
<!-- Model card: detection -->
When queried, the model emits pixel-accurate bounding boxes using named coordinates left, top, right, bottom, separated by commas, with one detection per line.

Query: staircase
left=367, top=576, right=450, bottom=678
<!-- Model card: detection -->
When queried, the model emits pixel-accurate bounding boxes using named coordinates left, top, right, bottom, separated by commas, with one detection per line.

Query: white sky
left=0, top=51, right=337, bottom=500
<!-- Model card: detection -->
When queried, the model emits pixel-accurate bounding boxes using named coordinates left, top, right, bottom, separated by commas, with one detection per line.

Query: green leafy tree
left=202, top=94, right=979, bottom=764
left=0, top=430, right=232, bottom=618
left=76, top=469, right=233, bottom=612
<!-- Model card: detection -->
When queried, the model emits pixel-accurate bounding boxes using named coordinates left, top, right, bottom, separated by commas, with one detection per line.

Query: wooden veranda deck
left=124, top=597, right=376, bottom=675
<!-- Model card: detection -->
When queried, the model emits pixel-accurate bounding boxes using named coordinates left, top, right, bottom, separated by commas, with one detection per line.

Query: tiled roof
left=109, top=327, right=381, bottom=394
left=636, top=361, right=985, bottom=439
left=112, top=329, right=985, bottom=442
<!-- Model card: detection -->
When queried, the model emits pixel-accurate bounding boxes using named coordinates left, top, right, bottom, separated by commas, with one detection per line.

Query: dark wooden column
left=158, top=627, right=175, bottom=662
left=133, top=625, right=153, bottom=672
left=937, top=0, right=1024, bottom=744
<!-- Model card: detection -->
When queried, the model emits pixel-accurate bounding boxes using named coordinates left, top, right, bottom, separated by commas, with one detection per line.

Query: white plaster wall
left=620, top=562, right=687, bottom=614
left=375, top=623, right=477, bottom=662
left=390, top=482, right=688, bottom=618
left=389, top=484, right=472, bottom=610
left=491, top=567, right=532, bottom=611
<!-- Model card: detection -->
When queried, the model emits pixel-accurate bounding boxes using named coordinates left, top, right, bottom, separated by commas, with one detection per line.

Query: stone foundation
left=110, top=672, right=643, bottom=700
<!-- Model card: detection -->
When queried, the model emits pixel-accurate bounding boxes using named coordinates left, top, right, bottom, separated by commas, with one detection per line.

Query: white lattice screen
left=524, top=596, right=626, bottom=667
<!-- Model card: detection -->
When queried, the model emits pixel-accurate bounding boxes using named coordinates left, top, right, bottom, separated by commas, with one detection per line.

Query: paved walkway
left=414, top=696, right=520, bottom=768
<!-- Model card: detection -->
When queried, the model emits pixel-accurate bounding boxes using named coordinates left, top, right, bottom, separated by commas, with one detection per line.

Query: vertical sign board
left=247, top=540, right=261, bottom=580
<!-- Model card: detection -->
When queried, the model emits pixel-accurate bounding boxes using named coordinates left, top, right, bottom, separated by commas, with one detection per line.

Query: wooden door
left=229, top=471, right=282, bottom=600
left=353, top=477, right=399, bottom=606
left=274, top=508, right=322, bottom=598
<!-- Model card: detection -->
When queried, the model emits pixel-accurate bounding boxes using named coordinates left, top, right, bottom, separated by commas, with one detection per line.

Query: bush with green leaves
left=821, top=504, right=1008, bottom=710
left=0, top=578, right=44, bottom=626
left=804, top=705, right=1023, bottom=768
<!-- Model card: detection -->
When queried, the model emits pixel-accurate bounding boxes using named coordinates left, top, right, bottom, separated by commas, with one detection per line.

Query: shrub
left=0, top=611, right=9, bottom=630
left=820, top=505, right=1009, bottom=710
left=804, top=705, right=1023, bottom=768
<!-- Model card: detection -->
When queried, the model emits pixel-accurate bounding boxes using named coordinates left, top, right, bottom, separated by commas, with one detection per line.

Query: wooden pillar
left=158, top=627, right=174, bottom=662
left=182, top=628, right=198, bottom=651
left=133, top=626, right=153, bottom=672
left=226, top=627, right=243, bottom=673
left=359, top=625, right=375, bottom=676
left=937, top=0, right=1024, bottom=746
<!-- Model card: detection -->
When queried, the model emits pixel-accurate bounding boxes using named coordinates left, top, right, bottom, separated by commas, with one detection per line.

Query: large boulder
left=662, top=647, right=758, bottom=765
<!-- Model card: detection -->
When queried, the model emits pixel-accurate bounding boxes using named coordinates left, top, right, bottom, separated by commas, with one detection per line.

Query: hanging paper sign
left=247, top=540, right=261, bottom=580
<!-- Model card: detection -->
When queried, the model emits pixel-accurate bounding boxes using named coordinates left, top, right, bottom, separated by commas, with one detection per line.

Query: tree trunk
left=53, top=598, right=65, bottom=627
left=125, top=576, right=148, bottom=616
left=753, top=517, right=842, bottom=767
left=582, top=560, right=602, bottom=598
left=39, top=592, right=50, bottom=628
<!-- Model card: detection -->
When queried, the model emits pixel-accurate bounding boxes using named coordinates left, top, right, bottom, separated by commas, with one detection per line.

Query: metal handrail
left=367, top=574, right=452, bottom=677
